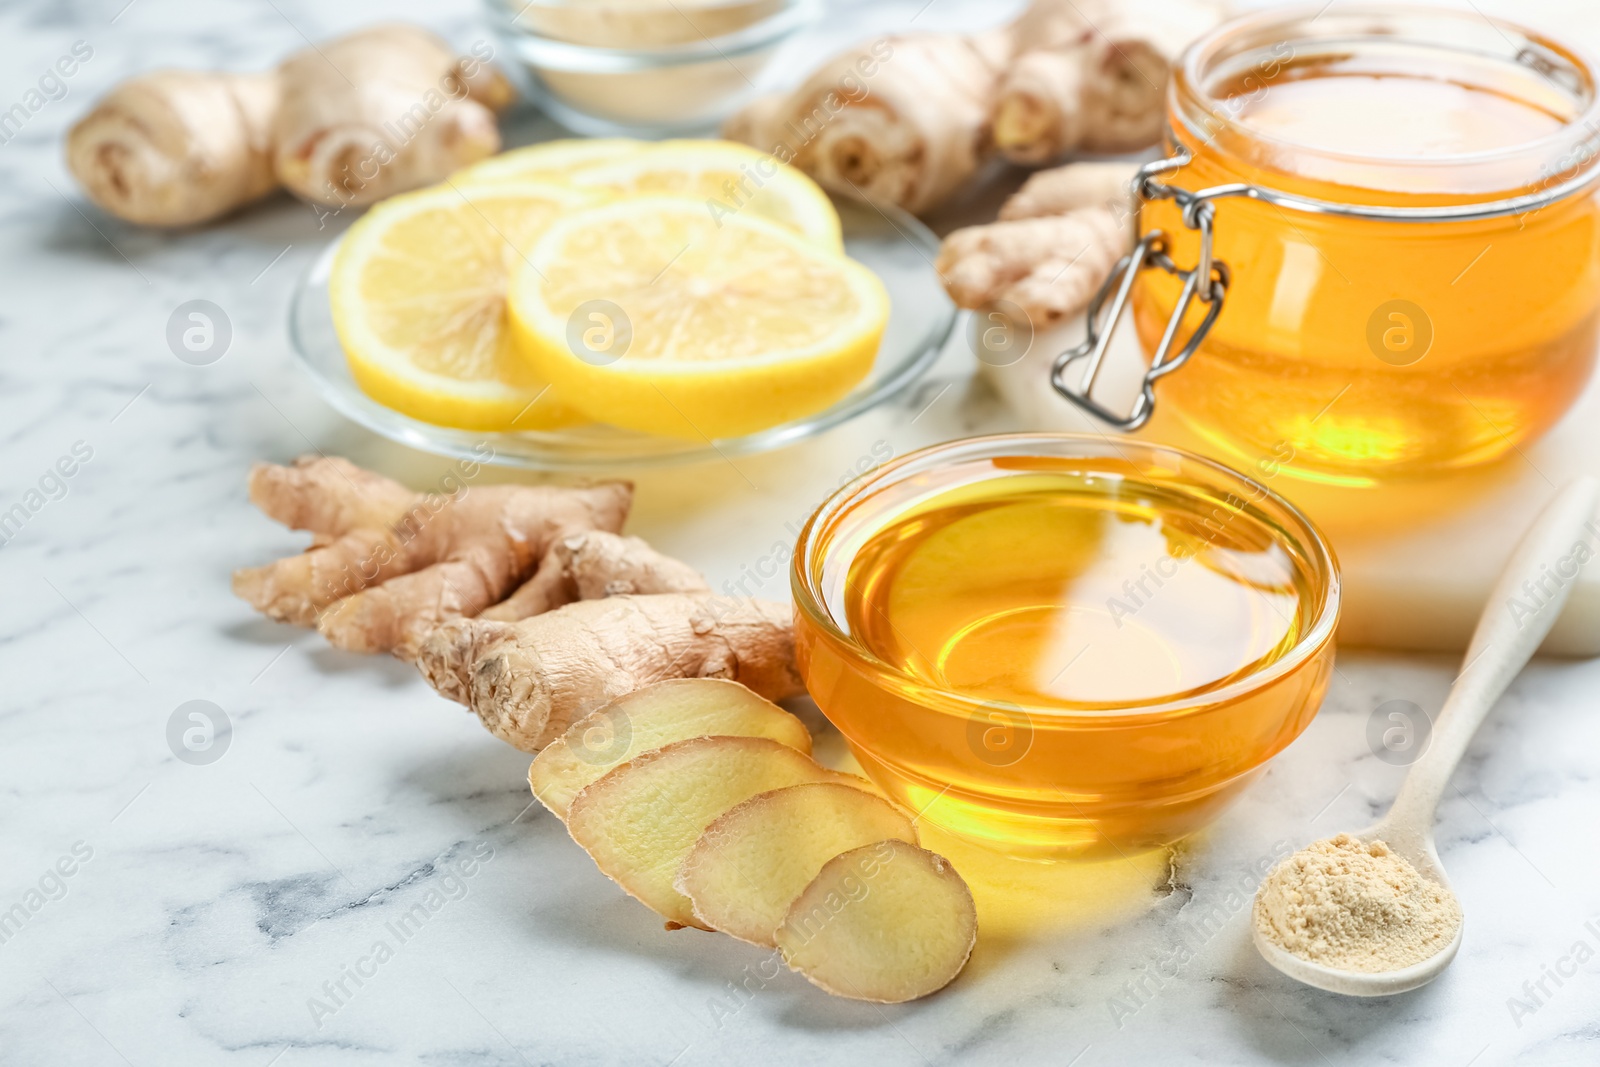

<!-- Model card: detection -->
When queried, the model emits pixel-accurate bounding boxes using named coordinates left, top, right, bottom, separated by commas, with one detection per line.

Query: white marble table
left=3, top=0, right=1600, bottom=1063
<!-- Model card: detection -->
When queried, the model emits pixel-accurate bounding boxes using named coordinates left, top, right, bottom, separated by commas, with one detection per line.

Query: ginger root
left=725, top=0, right=1225, bottom=213
left=275, top=24, right=512, bottom=209
left=67, top=23, right=513, bottom=226
left=936, top=160, right=1138, bottom=326
left=416, top=594, right=804, bottom=752
left=235, top=457, right=801, bottom=753
left=65, top=70, right=279, bottom=227
left=723, top=28, right=1012, bottom=214
left=233, top=455, right=665, bottom=660
left=236, top=458, right=979, bottom=1000
left=993, top=0, right=1231, bottom=163
left=998, top=159, right=1137, bottom=223
left=479, top=529, right=707, bottom=623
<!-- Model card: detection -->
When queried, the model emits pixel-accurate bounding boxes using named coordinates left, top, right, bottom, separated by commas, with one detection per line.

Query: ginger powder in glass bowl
left=487, top=0, right=816, bottom=136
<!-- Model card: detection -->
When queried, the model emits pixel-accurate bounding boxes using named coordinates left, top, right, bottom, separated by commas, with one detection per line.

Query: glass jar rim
left=1173, top=3, right=1600, bottom=204
left=790, top=433, right=1342, bottom=723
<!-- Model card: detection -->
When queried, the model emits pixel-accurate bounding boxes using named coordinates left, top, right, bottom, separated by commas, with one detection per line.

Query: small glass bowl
left=486, top=0, right=818, bottom=137
left=287, top=195, right=954, bottom=471
left=791, top=434, right=1341, bottom=858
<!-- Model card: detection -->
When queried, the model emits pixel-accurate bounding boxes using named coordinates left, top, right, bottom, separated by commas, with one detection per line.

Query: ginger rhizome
left=724, top=29, right=1012, bottom=215
left=233, top=456, right=638, bottom=660
left=992, top=0, right=1230, bottom=164
left=417, top=594, right=803, bottom=752
left=275, top=24, right=512, bottom=210
left=935, top=160, right=1139, bottom=326
left=238, top=467, right=982, bottom=1004
left=479, top=529, right=708, bottom=622
left=724, top=0, right=1226, bottom=214
left=67, top=23, right=512, bottom=227
left=234, top=456, right=800, bottom=748
left=66, top=70, right=280, bottom=227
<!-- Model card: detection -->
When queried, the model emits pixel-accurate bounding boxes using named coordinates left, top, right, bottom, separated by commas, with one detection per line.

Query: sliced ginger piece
left=529, top=678, right=811, bottom=820
left=775, top=839, right=977, bottom=1003
left=677, top=782, right=916, bottom=947
left=565, top=736, right=861, bottom=929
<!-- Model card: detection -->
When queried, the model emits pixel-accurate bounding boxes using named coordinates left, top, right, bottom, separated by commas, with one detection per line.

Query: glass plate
left=287, top=196, right=956, bottom=470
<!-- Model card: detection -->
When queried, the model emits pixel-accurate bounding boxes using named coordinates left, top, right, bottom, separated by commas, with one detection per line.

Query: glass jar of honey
left=792, top=434, right=1339, bottom=857
left=1054, top=5, right=1600, bottom=484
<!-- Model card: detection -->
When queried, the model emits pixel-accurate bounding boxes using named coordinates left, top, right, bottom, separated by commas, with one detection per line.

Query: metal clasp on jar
left=1051, top=150, right=1229, bottom=431
left=1049, top=138, right=1600, bottom=431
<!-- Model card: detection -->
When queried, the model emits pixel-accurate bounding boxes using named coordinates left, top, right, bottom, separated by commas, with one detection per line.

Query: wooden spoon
left=1253, top=476, right=1600, bottom=996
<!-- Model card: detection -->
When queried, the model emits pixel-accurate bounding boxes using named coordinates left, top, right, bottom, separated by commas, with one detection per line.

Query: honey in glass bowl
left=1130, top=5, right=1600, bottom=484
left=791, top=435, right=1339, bottom=858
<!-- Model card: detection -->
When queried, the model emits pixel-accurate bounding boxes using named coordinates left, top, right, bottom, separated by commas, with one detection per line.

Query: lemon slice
left=330, top=181, right=599, bottom=431
left=455, top=138, right=644, bottom=185
left=507, top=197, right=889, bottom=440
left=568, top=140, right=843, bottom=251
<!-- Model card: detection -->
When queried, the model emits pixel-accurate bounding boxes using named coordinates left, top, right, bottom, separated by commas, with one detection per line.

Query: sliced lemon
left=567, top=140, right=843, bottom=251
left=507, top=197, right=889, bottom=440
left=330, top=181, right=598, bottom=431
left=454, top=138, right=644, bottom=185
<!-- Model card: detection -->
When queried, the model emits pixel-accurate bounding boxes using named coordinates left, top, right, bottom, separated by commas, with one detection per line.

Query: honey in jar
left=792, top=436, right=1338, bottom=856
left=1130, top=6, right=1600, bottom=484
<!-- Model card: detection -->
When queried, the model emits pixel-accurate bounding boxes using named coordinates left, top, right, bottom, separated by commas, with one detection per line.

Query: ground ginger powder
left=1253, top=833, right=1463, bottom=972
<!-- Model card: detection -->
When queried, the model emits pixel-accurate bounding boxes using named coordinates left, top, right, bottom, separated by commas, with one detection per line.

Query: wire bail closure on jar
left=1051, top=151, right=1227, bottom=430
left=1050, top=130, right=1600, bottom=430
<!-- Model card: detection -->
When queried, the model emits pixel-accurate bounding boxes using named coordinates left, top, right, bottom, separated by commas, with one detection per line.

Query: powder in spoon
left=1253, top=833, right=1462, bottom=973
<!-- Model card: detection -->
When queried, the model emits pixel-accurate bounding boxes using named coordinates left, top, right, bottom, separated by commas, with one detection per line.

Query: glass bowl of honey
left=792, top=434, right=1339, bottom=858
left=1064, top=5, right=1600, bottom=485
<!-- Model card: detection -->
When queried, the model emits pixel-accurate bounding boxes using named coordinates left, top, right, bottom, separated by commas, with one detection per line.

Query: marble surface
left=3, top=0, right=1600, bottom=1064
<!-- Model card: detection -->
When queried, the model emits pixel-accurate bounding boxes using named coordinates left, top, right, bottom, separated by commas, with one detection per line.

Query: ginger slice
left=677, top=783, right=916, bottom=947
left=775, top=840, right=977, bottom=1003
left=565, top=736, right=861, bottom=929
left=529, top=678, right=812, bottom=820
